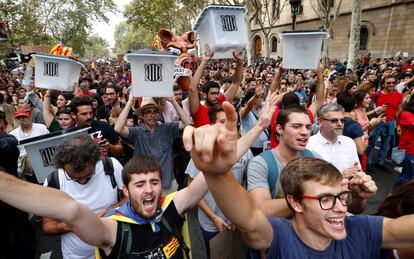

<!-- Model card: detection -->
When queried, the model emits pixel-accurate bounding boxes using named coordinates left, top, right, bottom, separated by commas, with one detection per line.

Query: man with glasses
left=96, top=84, right=133, bottom=124
left=42, top=134, right=124, bottom=259
left=307, top=103, right=361, bottom=175
left=365, top=75, right=403, bottom=172
left=115, top=96, right=191, bottom=193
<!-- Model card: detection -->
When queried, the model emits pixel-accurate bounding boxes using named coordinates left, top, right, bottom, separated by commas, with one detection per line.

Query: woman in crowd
left=43, top=89, right=74, bottom=132
left=0, top=103, right=17, bottom=133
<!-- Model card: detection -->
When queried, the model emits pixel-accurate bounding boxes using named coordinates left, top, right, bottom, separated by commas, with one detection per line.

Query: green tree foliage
left=83, top=35, right=110, bottom=58
left=113, top=22, right=154, bottom=53
left=0, top=0, right=115, bottom=58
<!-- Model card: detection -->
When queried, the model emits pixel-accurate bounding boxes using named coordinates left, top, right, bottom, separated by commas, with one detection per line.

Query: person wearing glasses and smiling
left=307, top=103, right=364, bottom=183
left=42, top=133, right=124, bottom=259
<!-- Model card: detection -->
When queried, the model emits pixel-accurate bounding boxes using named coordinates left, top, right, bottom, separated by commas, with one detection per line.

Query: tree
left=310, top=0, right=343, bottom=65
left=347, top=0, right=362, bottom=72
left=83, top=35, right=110, bottom=59
left=113, top=22, right=154, bottom=53
left=0, top=0, right=51, bottom=56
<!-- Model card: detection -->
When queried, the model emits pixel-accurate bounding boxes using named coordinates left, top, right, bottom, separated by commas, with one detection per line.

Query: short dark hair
left=281, top=92, right=300, bottom=108
left=122, top=156, right=162, bottom=187
left=281, top=157, right=342, bottom=211
left=105, top=84, right=119, bottom=94
left=276, top=105, right=308, bottom=129
left=53, top=133, right=100, bottom=171
left=336, top=93, right=356, bottom=112
left=70, top=96, right=93, bottom=114
left=202, top=81, right=220, bottom=94
left=173, top=84, right=181, bottom=91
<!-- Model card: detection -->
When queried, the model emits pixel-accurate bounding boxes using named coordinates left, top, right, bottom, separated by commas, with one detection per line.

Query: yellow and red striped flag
left=50, top=44, right=72, bottom=56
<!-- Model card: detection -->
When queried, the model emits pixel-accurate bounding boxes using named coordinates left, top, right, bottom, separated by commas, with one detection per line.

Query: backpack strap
left=161, top=216, right=191, bottom=259
left=300, top=149, right=314, bottom=158
left=46, top=170, right=60, bottom=189
left=259, top=150, right=278, bottom=196
left=117, top=221, right=132, bottom=259
left=102, top=157, right=116, bottom=189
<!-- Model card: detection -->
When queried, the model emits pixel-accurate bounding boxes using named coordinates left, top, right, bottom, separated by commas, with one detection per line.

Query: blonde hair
left=1, top=104, right=18, bottom=130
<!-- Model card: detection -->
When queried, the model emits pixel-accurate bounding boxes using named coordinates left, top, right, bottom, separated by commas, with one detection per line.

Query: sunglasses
left=385, top=81, right=396, bottom=85
left=320, top=118, right=345, bottom=124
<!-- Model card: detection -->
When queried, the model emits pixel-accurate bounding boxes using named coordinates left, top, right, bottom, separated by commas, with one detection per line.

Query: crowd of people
left=0, top=49, right=414, bottom=259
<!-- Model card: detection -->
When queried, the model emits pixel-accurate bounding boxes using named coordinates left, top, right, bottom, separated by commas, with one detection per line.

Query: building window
left=298, top=5, right=303, bottom=14
left=271, top=37, right=277, bottom=52
left=360, top=27, right=369, bottom=50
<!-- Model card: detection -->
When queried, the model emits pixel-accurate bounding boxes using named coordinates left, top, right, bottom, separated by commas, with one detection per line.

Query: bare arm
left=114, top=96, right=133, bottom=138
left=223, top=51, right=243, bottom=102
left=269, top=66, right=282, bottom=94
left=189, top=45, right=213, bottom=115
left=382, top=215, right=414, bottom=249
left=0, top=172, right=114, bottom=247
left=42, top=217, right=71, bottom=235
left=198, top=198, right=231, bottom=232
left=308, top=64, right=325, bottom=115
left=353, top=136, right=366, bottom=156
left=43, top=89, right=54, bottom=128
left=249, top=188, right=291, bottom=217
left=169, top=98, right=191, bottom=129
left=173, top=172, right=208, bottom=215
left=239, top=95, right=255, bottom=119
left=182, top=102, right=273, bottom=250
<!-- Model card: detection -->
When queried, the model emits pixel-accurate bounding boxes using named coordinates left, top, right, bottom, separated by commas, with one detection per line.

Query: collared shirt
left=306, top=132, right=361, bottom=173
left=128, top=122, right=180, bottom=189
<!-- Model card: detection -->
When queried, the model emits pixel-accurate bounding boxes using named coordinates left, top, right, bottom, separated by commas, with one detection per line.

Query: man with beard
left=96, top=84, right=133, bottom=125
left=306, top=103, right=361, bottom=174
left=70, top=96, right=124, bottom=157
left=188, top=45, right=243, bottom=127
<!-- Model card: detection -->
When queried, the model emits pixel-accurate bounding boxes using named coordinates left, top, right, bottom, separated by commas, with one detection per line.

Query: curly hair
left=53, top=133, right=100, bottom=171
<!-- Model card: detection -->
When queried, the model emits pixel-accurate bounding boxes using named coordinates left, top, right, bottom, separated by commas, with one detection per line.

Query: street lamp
left=290, top=0, right=302, bottom=30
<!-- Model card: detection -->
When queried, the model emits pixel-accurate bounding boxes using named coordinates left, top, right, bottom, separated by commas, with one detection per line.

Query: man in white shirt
left=306, top=102, right=361, bottom=174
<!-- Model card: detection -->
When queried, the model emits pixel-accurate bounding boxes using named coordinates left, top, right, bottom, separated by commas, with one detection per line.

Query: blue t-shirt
left=254, top=215, right=383, bottom=259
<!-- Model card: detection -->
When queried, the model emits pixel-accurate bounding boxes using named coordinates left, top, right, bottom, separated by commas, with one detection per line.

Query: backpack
left=95, top=192, right=192, bottom=259
left=47, top=157, right=120, bottom=200
left=259, top=149, right=314, bottom=196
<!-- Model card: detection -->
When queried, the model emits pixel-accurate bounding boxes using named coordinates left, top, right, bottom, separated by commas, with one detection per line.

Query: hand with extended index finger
left=183, top=101, right=238, bottom=175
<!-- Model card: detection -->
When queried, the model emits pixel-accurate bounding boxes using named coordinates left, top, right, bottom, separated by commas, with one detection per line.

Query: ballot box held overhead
left=124, top=51, right=177, bottom=97
left=193, top=5, right=248, bottom=59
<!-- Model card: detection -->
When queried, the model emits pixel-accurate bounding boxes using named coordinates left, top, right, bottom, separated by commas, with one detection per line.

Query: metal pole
left=292, top=13, right=296, bottom=30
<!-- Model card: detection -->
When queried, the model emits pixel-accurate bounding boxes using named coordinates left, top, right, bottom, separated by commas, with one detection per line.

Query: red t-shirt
left=192, top=94, right=226, bottom=128
left=375, top=91, right=403, bottom=121
left=399, top=111, right=414, bottom=154
left=270, top=106, right=314, bottom=149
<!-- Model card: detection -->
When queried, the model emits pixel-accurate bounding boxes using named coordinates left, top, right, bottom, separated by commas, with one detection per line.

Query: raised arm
left=189, top=44, right=213, bottom=115
left=223, top=51, right=243, bottom=102
left=382, top=215, right=414, bottom=250
left=169, top=97, right=191, bottom=129
left=43, top=89, right=55, bottom=128
left=0, top=171, right=114, bottom=248
left=182, top=101, right=273, bottom=250
left=114, top=94, right=133, bottom=138
left=308, top=64, right=325, bottom=115
left=269, top=65, right=282, bottom=94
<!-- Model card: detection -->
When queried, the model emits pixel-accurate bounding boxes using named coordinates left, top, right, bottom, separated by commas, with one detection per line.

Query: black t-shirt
left=88, top=120, right=120, bottom=144
left=101, top=202, right=184, bottom=259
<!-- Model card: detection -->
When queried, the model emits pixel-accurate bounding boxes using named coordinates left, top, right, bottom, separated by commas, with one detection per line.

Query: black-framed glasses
left=64, top=168, right=96, bottom=183
left=320, top=118, right=345, bottom=124
left=385, top=81, right=396, bottom=85
left=301, top=191, right=352, bottom=210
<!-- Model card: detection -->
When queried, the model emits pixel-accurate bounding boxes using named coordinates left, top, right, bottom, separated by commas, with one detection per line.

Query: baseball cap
left=15, top=108, right=31, bottom=118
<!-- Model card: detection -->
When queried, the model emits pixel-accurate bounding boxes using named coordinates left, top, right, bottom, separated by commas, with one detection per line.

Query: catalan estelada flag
left=152, top=34, right=159, bottom=49
left=50, top=44, right=72, bottom=56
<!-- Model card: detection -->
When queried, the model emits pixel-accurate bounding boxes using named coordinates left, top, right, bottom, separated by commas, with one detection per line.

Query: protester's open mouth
left=297, top=138, right=308, bottom=146
left=143, top=197, right=155, bottom=208
left=326, top=217, right=344, bottom=230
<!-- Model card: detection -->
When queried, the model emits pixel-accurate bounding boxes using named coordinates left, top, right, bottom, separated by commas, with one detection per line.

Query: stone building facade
left=251, top=0, right=414, bottom=60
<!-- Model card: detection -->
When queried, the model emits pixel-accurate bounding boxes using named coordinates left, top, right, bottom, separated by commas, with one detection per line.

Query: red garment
left=192, top=94, right=226, bottom=128
left=78, top=91, right=94, bottom=96
left=375, top=91, right=402, bottom=121
left=399, top=111, right=414, bottom=155
left=269, top=106, right=314, bottom=149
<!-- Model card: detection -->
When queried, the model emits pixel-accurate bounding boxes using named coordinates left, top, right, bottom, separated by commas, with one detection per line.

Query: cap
left=136, top=97, right=161, bottom=115
left=15, top=108, right=31, bottom=118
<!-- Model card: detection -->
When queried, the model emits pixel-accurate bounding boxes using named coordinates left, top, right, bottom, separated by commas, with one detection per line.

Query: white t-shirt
left=43, top=158, right=124, bottom=259
left=306, top=132, right=361, bottom=173
left=185, top=150, right=253, bottom=232
left=10, top=123, right=49, bottom=156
